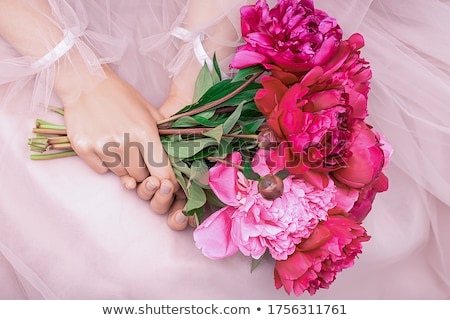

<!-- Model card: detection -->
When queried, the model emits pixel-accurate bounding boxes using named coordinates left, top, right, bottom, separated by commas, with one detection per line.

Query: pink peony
left=332, top=120, right=385, bottom=189
left=230, top=0, right=342, bottom=72
left=193, top=150, right=337, bottom=261
left=254, top=76, right=352, bottom=175
left=274, top=213, right=370, bottom=296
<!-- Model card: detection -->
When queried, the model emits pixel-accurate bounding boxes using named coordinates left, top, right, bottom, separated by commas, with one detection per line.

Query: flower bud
left=257, top=129, right=278, bottom=150
left=258, top=174, right=284, bottom=200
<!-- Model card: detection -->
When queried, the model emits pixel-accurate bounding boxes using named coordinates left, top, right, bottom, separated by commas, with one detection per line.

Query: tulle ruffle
left=0, top=0, right=449, bottom=299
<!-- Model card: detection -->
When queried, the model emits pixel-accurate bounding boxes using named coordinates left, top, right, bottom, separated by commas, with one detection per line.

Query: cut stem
left=32, top=128, right=67, bottom=135
left=30, top=151, right=77, bottom=160
left=49, top=143, right=72, bottom=150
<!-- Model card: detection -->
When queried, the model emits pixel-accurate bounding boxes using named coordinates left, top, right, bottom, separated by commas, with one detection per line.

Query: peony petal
left=275, top=251, right=313, bottom=279
left=254, top=76, right=289, bottom=115
left=332, top=122, right=385, bottom=188
left=334, top=184, right=360, bottom=212
left=209, top=152, right=242, bottom=206
left=230, top=49, right=269, bottom=69
left=193, top=206, right=239, bottom=260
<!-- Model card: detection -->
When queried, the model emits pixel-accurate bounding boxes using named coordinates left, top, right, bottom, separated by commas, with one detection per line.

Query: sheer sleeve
left=140, top=0, right=255, bottom=81
left=0, top=0, right=127, bottom=112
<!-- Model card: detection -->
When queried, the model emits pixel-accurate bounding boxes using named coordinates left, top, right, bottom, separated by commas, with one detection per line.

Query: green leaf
left=195, top=109, right=215, bottom=120
left=223, top=103, right=243, bottom=134
left=183, top=182, right=207, bottom=214
left=251, top=254, right=266, bottom=273
left=217, top=137, right=235, bottom=158
left=171, top=116, right=203, bottom=128
left=193, top=62, right=214, bottom=103
left=165, top=138, right=217, bottom=159
left=231, top=65, right=265, bottom=82
left=215, top=83, right=262, bottom=108
left=275, top=169, right=291, bottom=180
left=204, top=189, right=226, bottom=209
left=242, top=118, right=265, bottom=134
left=185, top=206, right=203, bottom=223
left=202, top=125, right=224, bottom=144
left=212, top=53, right=222, bottom=83
left=190, top=160, right=210, bottom=187
left=184, top=147, right=217, bottom=162
left=173, top=167, right=189, bottom=195
left=243, top=160, right=261, bottom=181
left=171, top=160, right=191, bottom=176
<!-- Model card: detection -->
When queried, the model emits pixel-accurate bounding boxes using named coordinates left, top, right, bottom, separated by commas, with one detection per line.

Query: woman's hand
left=61, top=65, right=179, bottom=216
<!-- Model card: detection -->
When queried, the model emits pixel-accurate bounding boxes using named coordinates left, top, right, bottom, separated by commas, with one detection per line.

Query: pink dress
left=0, top=0, right=449, bottom=299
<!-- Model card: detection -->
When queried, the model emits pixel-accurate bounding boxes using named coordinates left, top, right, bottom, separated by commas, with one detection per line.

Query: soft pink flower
left=230, top=0, right=342, bottom=72
left=274, top=214, right=370, bottom=296
left=193, top=151, right=337, bottom=261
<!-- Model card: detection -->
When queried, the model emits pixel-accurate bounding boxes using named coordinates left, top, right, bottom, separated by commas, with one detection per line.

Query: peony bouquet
left=28, top=0, right=392, bottom=296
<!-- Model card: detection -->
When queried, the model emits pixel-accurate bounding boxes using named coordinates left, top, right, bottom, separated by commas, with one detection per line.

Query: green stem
left=47, top=136, right=70, bottom=144
left=30, top=151, right=77, bottom=160
left=158, top=128, right=211, bottom=135
left=37, top=123, right=67, bottom=130
left=207, top=156, right=244, bottom=171
left=157, top=71, right=263, bottom=127
left=51, top=107, right=65, bottom=116
left=49, top=143, right=72, bottom=150
left=32, top=128, right=67, bottom=135
left=223, top=134, right=258, bottom=139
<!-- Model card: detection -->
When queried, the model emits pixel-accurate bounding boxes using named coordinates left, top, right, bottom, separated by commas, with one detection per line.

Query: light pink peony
left=274, top=213, right=370, bottom=296
left=193, top=150, right=337, bottom=261
left=230, top=0, right=342, bottom=72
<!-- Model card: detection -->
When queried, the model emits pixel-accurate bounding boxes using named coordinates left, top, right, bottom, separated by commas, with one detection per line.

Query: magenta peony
left=274, top=213, right=370, bottom=295
left=230, top=0, right=343, bottom=72
left=332, top=120, right=385, bottom=189
left=193, top=150, right=337, bottom=261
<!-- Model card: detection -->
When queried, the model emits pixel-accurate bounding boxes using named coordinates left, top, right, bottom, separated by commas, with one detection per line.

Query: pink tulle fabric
left=0, top=0, right=449, bottom=299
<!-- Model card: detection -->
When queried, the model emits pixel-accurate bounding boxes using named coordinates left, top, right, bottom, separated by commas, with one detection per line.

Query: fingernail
left=146, top=181, right=156, bottom=191
left=176, top=212, right=187, bottom=224
left=160, top=182, right=172, bottom=195
left=125, top=181, right=134, bottom=190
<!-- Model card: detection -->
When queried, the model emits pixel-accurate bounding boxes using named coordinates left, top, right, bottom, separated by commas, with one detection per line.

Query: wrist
left=54, top=48, right=107, bottom=105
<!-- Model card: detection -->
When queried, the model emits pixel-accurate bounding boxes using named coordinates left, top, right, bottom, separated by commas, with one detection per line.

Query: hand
left=61, top=65, right=179, bottom=213
left=125, top=88, right=194, bottom=230
left=130, top=175, right=195, bottom=230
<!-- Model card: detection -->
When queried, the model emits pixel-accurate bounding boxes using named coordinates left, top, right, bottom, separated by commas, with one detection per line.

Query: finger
left=120, top=174, right=137, bottom=190
left=167, top=200, right=189, bottom=231
left=97, top=144, right=128, bottom=176
left=139, top=129, right=178, bottom=189
left=137, top=175, right=160, bottom=201
left=123, top=139, right=150, bottom=183
left=167, top=189, right=189, bottom=231
left=150, top=179, right=175, bottom=215
left=188, top=215, right=196, bottom=228
left=79, top=152, right=109, bottom=174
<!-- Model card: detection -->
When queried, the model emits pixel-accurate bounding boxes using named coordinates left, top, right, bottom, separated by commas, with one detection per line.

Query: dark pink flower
left=274, top=214, right=370, bottom=296
left=230, top=0, right=342, bottom=72
left=332, top=121, right=385, bottom=189
left=254, top=76, right=352, bottom=175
